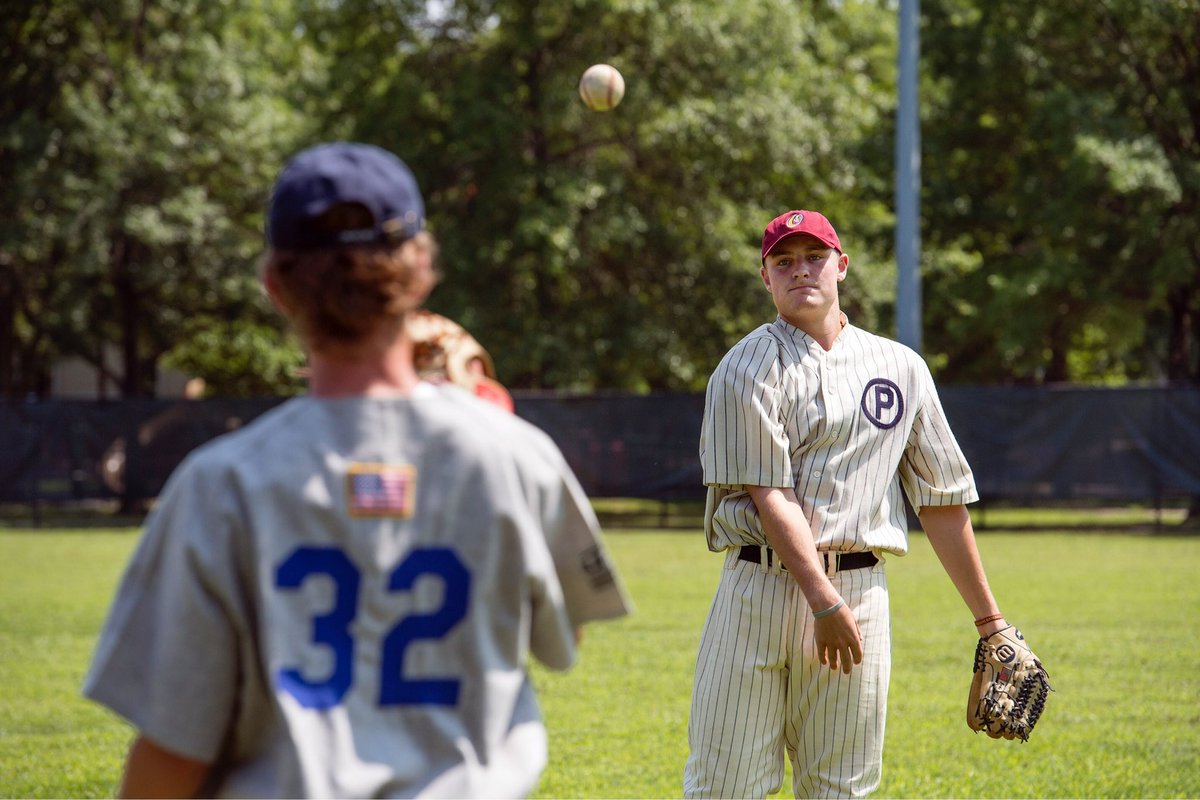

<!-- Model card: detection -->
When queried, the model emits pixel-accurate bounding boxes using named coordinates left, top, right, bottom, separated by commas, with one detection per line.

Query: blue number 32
left=275, top=546, right=471, bottom=710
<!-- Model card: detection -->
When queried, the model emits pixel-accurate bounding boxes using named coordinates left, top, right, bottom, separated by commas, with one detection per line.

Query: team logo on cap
left=860, top=378, right=904, bottom=429
left=786, top=212, right=805, bottom=228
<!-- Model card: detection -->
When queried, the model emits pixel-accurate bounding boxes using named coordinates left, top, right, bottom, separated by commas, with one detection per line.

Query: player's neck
left=305, top=335, right=422, bottom=398
left=782, top=307, right=847, bottom=351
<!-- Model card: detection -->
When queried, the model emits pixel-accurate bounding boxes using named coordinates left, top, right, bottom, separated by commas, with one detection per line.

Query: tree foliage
left=920, top=0, right=1200, bottom=384
left=297, top=0, right=898, bottom=390
left=2, top=0, right=1195, bottom=396
left=1, top=0, right=317, bottom=397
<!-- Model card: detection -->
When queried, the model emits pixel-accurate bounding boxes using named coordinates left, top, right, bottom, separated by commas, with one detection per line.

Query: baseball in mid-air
left=578, top=63, right=625, bottom=111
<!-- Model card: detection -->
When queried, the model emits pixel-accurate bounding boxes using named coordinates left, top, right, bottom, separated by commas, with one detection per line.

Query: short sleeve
left=700, top=333, right=793, bottom=489
left=82, top=457, right=243, bottom=762
left=899, top=361, right=979, bottom=511
left=518, top=430, right=631, bottom=671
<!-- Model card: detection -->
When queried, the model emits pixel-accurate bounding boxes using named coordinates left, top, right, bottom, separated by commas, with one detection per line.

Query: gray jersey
left=85, top=385, right=630, bottom=798
left=700, top=317, right=978, bottom=554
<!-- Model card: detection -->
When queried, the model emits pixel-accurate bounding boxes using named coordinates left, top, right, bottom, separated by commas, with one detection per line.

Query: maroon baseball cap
left=761, top=210, right=842, bottom=262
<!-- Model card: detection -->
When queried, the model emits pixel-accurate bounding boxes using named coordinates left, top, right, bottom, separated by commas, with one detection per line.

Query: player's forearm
left=918, top=504, right=1007, bottom=636
left=119, top=735, right=210, bottom=799
left=746, top=485, right=841, bottom=610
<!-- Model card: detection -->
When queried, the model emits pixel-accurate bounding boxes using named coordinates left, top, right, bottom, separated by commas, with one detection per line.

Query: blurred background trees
left=920, top=0, right=1199, bottom=385
left=2, top=0, right=317, bottom=397
left=2, top=0, right=1196, bottom=396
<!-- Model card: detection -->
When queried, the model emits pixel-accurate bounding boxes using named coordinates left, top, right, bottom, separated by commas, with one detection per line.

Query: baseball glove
left=408, top=311, right=513, bottom=412
left=967, top=625, right=1053, bottom=741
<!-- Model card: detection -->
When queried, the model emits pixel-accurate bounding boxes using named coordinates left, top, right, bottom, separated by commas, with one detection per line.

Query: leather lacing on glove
left=968, top=626, right=1054, bottom=742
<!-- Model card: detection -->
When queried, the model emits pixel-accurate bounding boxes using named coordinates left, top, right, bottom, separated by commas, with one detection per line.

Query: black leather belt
left=737, top=545, right=878, bottom=572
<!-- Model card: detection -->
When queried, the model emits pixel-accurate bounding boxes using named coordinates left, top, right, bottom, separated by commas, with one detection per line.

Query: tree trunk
left=0, top=263, right=13, bottom=398
left=1044, top=302, right=1071, bottom=383
left=1165, top=285, right=1196, bottom=383
left=111, top=234, right=150, bottom=397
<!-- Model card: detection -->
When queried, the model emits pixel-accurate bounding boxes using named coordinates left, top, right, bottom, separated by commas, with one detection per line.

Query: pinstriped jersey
left=700, top=316, right=977, bottom=555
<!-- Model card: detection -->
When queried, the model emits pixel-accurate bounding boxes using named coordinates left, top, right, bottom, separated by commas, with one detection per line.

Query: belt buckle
left=763, top=545, right=788, bottom=575
left=822, top=551, right=838, bottom=578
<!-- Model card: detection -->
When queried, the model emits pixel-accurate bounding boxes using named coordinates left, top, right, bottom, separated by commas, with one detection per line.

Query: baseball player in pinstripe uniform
left=84, top=142, right=630, bottom=798
left=683, top=210, right=1013, bottom=798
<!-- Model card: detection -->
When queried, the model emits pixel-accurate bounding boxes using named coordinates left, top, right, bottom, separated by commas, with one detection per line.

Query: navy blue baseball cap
left=267, top=142, right=425, bottom=250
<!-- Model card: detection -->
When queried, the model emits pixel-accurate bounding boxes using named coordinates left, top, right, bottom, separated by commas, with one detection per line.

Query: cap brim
left=762, top=230, right=840, bottom=262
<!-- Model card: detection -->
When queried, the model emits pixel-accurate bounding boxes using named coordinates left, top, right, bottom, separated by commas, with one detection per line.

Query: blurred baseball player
left=683, top=210, right=1016, bottom=798
left=84, top=141, right=630, bottom=798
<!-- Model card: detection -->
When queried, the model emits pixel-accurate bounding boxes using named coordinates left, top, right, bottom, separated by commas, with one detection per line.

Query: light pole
left=896, top=0, right=922, bottom=353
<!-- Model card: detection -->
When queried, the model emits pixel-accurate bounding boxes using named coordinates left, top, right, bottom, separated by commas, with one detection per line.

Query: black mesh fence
left=939, top=386, right=1200, bottom=503
left=2, top=387, right=1198, bottom=513
left=0, top=398, right=285, bottom=508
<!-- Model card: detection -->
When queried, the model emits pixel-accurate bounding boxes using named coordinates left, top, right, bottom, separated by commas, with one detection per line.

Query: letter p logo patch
left=860, top=378, right=904, bottom=429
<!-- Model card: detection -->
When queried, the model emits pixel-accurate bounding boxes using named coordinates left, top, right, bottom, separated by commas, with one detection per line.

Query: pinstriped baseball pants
left=683, top=550, right=891, bottom=799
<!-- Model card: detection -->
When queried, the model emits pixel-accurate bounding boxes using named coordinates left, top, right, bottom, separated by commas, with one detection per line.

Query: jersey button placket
left=825, top=350, right=849, bottom=445
left=815, top=351, right=831, bottom=478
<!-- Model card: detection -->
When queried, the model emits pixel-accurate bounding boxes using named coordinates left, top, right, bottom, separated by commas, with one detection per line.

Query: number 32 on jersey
left=274, top=546, right=471, bottom=710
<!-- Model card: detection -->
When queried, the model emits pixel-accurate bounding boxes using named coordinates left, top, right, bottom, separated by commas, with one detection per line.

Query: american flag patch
left=347, top=464, right=416, bottom=518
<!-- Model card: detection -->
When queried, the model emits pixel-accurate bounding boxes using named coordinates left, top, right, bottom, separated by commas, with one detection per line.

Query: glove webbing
left=972, top=638, right=1053, bottom=742
left=1014, top=661, right=1052, bottom=739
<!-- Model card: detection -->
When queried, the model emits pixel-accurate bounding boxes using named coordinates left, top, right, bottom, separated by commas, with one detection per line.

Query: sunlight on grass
left=2, top=520, right=1198, bottom=798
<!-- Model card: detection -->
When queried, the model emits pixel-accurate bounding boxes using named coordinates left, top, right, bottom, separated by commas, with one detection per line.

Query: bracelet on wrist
left=974, top=612, right=1004, bottom=627
left=816, top=599, right=844, bottom=618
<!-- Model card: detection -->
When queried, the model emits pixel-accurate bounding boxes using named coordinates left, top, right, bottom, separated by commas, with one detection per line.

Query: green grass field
left=2, top=522, right=1198, bottom=798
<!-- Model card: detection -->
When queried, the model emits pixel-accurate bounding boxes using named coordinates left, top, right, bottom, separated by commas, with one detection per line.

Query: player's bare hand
left=814, top=606, right=863, bottom=674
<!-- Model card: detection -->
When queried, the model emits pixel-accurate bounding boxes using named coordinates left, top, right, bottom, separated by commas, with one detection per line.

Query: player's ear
left=760, top=264, right=771, bottom=290
left=836, top=252, right=849, bottom=282
left=402, top=232, right=439, bottom=307
left=260, top=261, right=291, bottom=315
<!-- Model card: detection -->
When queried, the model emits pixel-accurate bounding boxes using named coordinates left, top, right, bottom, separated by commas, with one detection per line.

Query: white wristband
left=813, top=598, right=845, bottom=619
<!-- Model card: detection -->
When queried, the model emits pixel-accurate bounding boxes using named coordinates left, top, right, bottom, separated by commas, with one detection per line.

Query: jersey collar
left=773, top=312, right=850, bottom=351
